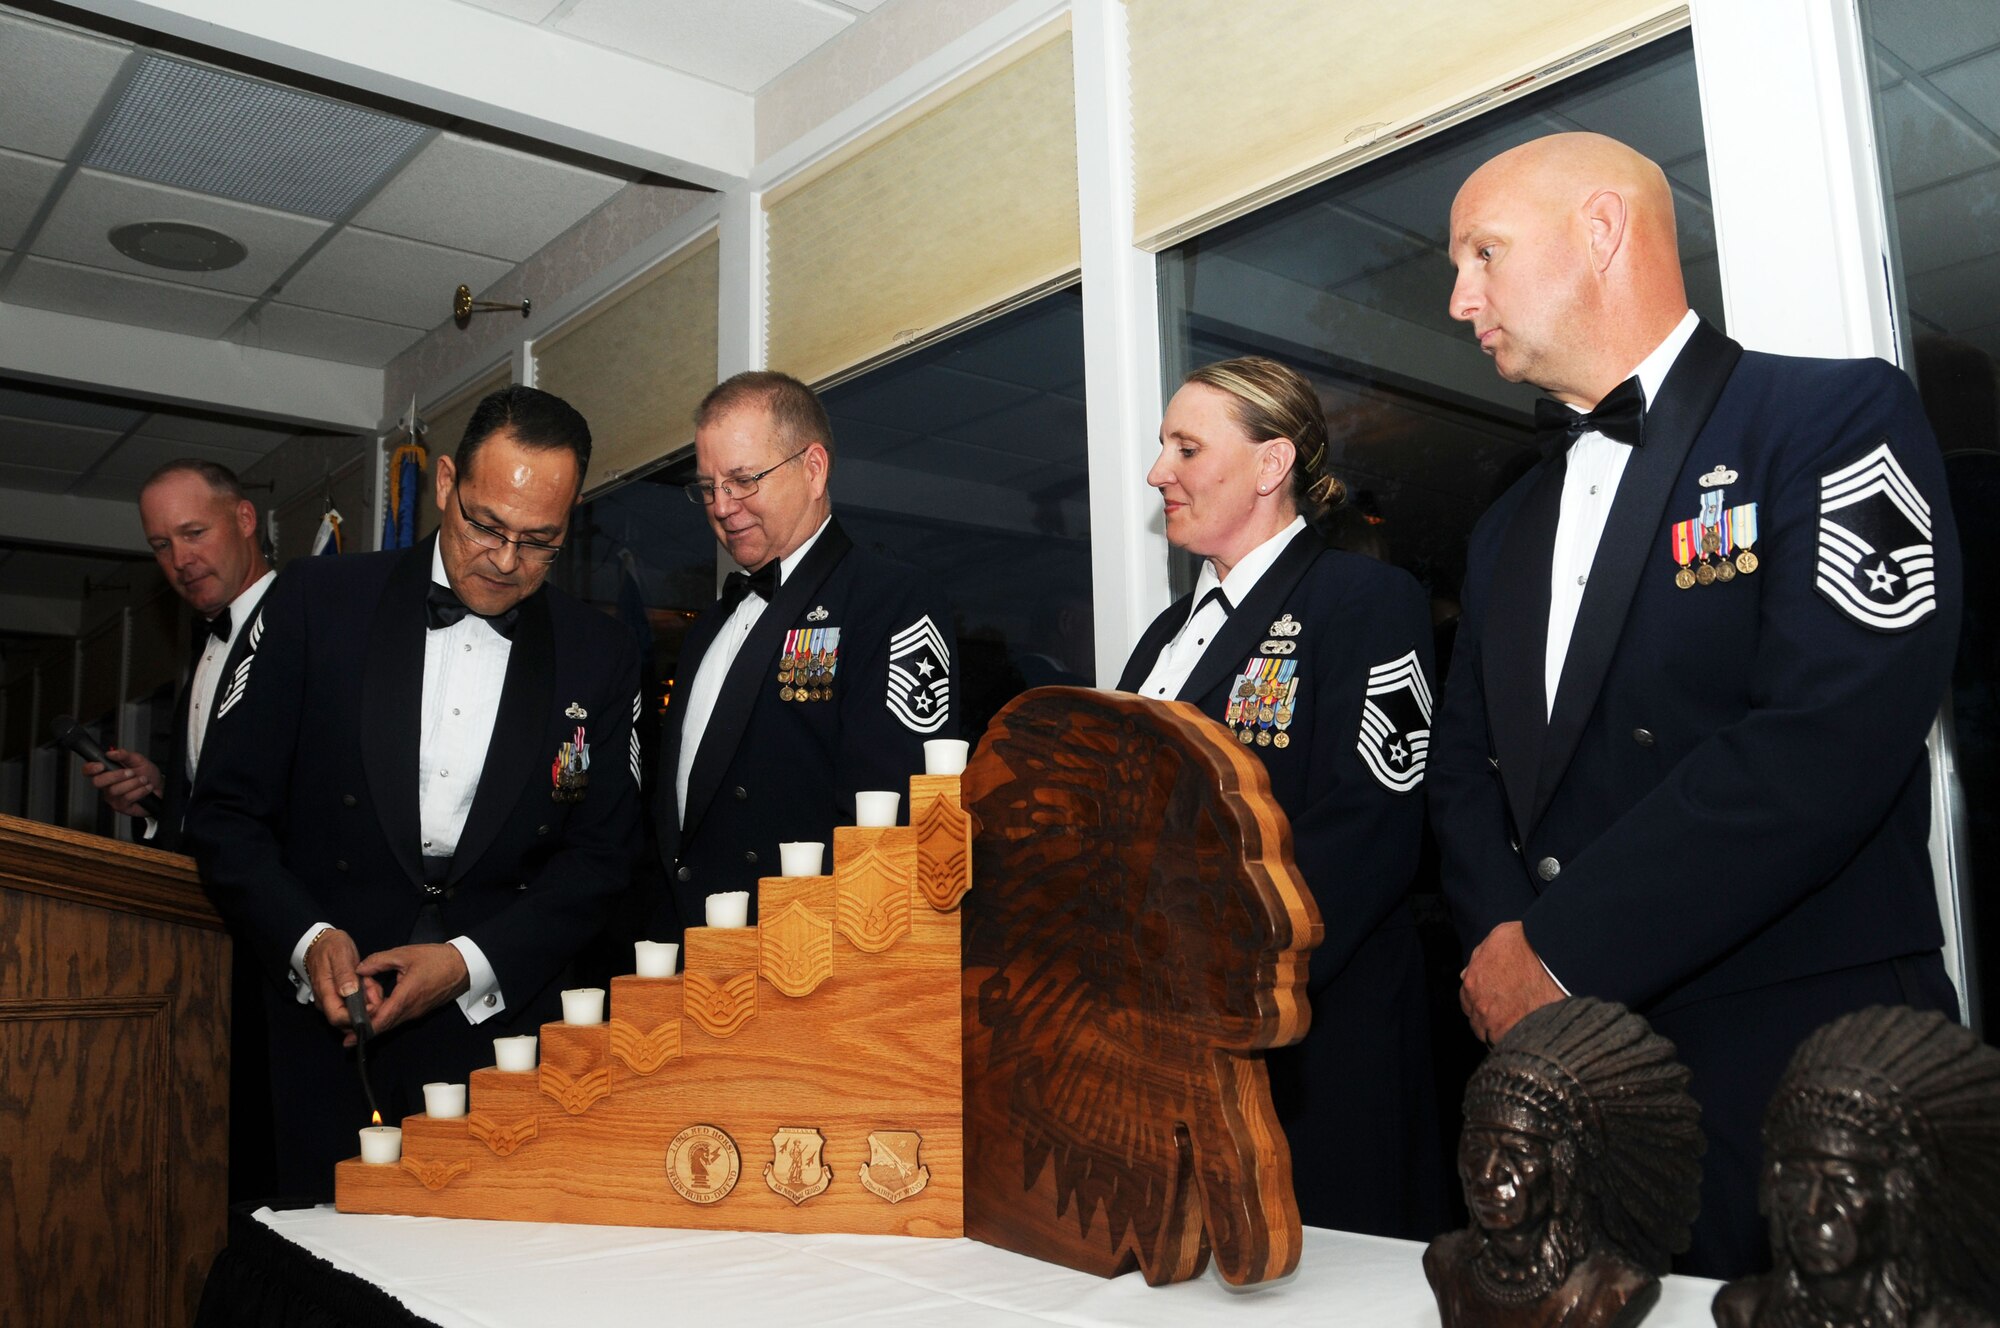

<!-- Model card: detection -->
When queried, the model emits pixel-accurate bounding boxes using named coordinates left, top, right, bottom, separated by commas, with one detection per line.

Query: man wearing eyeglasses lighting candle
left=189, top=386, right=644, bottom=1198
left=653, top=371, right=958, bottom=937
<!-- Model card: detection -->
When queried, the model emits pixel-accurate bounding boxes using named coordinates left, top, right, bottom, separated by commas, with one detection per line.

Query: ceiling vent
left=84, top=55, right=427, bottom=220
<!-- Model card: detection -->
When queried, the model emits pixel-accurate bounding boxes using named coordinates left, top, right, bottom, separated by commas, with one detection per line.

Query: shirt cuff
left=450, top=936, right=504, bottom=1024
left=290, top=922, right=334, bottom=1004
left=1539, top=955, right=1573, bottom=997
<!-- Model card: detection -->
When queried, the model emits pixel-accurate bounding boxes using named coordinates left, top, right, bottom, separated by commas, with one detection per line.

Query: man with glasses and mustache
left=654, top=371, right=957, bottom=937
left=189, top=386, right=643, bottom=1198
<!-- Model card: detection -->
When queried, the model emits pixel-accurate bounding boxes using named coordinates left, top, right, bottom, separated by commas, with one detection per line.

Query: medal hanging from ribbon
left=1695, top=490, right=1724, bottom=585
left=1671, top=519, right=1698, bottom=590
left=552, top=724, right=590, bottom=803
left=1731, top=502, right=1760, bottom=575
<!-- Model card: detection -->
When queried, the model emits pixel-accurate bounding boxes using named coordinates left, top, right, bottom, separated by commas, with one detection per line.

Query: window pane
left=1861, top=0, right=2000, bottom=1034
left=551, top=287, right=1093, bottom=752
left=820, top=287, right=1094, bottom=740
left=1162, top=31, right=1716, bottom=601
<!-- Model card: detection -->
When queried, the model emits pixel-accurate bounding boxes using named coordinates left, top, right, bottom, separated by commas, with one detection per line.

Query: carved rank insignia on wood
left=684, top=970, right=758, bottom=1038
left=836, top=835, right=914, bottom=953
left=608, top=1018, right=681, bottom=1076
left=759, top=899, right=834, bottom=997
left=465, top=1113, right=538, bottom=1158
left=400, top=1157, right=471, bottom=1192
left=539, top=1064, right=612, bottom=1116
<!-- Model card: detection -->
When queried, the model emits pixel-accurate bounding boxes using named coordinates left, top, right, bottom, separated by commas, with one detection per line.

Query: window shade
left=125, top=584, right=181, bottom=706
left=77, top=614, right=123, bottom=723
left=766, top=27, right=1080, bottom=386
left=1127, top=0, right=1685, bottom=247
left=534, top=235, right=719, bottom=496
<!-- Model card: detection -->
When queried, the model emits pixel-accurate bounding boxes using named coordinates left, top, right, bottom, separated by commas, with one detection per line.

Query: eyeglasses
left=454, top=490, right=564, bottom=564
left=684, top=445, right=809, bottom=505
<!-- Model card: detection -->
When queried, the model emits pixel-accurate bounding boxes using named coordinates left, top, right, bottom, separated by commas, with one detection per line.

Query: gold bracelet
left=303, top=927, right=335, bottom=968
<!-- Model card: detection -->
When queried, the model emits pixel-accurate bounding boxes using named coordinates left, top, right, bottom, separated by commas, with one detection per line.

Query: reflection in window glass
left=820, top=287, right=1093, bottom=738
left=1862, top=0, right=2000, bottom=1034
left=551, top=287, right=1092, bottom=748
left=1157, top=30, right=1717, bottom=1170
left=1163, top=31, right=1718, bottom=610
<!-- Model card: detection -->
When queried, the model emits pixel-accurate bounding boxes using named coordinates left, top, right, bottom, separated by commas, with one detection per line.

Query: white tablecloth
left=257, top=1207, right=1724, bottom=1327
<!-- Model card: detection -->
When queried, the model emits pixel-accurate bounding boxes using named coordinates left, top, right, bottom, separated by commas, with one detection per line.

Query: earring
left=1258, top=485, right=1269, bottom=494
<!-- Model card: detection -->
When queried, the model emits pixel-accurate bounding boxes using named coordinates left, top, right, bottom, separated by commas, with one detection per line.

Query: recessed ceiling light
left=108, top=221, right=248, bottom=272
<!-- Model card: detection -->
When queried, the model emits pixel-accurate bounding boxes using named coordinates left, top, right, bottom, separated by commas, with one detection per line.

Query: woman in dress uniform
left=1116, top=356, right=1444, bottom=1240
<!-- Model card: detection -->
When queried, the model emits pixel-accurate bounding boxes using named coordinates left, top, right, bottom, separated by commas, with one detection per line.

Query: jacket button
left=341, top=793, right=357, bottom=807
left=537, top=824, right=550, bottom=836
left=733, top=786, right=747, bottom=800
left=515, top=882, right=528, bottom=891
left=335, top=859, right=349, bottom=872
left=744, top=850, right=759, bottom=864
left=1537, top=856, right=1561, bottom=882
left=676, top=866, right=691, bottom=882
left=1632, top=728, right=1656, bottom=747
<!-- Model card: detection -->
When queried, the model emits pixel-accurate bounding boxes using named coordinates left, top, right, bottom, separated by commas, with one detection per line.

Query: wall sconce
left=453, top=284, right=531, bottom=328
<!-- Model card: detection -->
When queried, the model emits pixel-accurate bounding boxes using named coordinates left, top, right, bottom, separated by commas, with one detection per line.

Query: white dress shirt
left=1535, top=308, right=1699, bottom=996
left=1544, top=309, right=1700, bottom=716
left=1137, top=515, right=1306, bottom=700
left=185, top=569, right=277, bottom=778
left=674, top=516, right=831, bottom=823
left=291, top=544, right=508, bottom=1024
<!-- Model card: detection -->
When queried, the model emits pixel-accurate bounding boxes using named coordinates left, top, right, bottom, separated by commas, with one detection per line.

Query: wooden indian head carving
left=961, top=687, right=1323, bottom=1286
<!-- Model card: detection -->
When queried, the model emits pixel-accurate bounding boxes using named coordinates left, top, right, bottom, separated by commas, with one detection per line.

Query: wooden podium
left=0, top=814, right=230, bottom=1328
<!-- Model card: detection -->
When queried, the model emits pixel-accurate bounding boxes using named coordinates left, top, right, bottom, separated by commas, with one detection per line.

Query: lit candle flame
left=371, top=1110, right=382, bottom=1126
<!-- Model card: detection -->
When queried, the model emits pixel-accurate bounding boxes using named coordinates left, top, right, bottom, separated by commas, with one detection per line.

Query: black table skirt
left=196, top=1203, right=439, bottom=1328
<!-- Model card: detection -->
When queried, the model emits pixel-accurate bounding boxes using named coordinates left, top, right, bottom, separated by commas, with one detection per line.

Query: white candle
left=493, top=1034, right=537, bottom=1072
left=421, top=1082, right=466, bottom=1119
left=634, top=940, right=679, bottom=978
left=561, top=987, right=605, bottom=1025
left=359, top=1125, right=402, bottom=1164
left=855, top=791, right=901, bottom=827
left=923, top=739, right=969, bottom=776
left=705, top=891, right=751, bottom=928
left=777, top=841, right=824, bottom=877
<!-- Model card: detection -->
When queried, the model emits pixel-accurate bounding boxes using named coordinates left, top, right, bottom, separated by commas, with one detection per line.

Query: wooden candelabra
left=335, top=773, right=971, bottom=1236
left=337, top=688, right=1319, bottom=1288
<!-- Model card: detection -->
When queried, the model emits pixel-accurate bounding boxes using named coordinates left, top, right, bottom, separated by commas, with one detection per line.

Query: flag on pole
left=382, top=397, right=429, bottom=551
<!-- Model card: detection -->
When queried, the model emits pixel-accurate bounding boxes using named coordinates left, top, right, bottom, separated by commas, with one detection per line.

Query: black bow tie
left=200, top=609, right=232, bottom=642
left=721, top=562, right=780, bottom=610
left=426, top=581, right=518, bottom=640
left=1533, top=376, right=1646, bottom=449
left=1197, top=587, right=1233, bottom=617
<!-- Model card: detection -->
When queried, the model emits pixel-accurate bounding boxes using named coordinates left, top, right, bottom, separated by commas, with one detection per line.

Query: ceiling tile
left=352, top=132, right=624, bottom=262
left=0, top=380, right=146, bottom=432
left=0, top=11, right=129, bottom=159
left=238, top=302, right=425, bottom=367
left=6, top=255, right=254, bottom=337
left=93, top=435, right=265, bottom=484
left=0, top=414, right=123, bottom=471
left=0, top=460, right=82, bottom=493
left=31, top=168, right=331, bottom=297
left=0, top=148, right=63, bottom=250
left=556, top=0, right=854, bottom=92
left=134, top=411, right=302, bottom=450
left=451, top=0, right=568, bottom=21
left=1930, top=49, right=2000, bottom=138
left=277, top=227, right=511, bottom=328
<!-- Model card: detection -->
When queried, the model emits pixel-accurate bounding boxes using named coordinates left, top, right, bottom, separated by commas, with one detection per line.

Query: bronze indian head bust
left=1426, top=997, right=1704, bottom=1328
left=1714, top=1006, right=2000, bottom=1328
